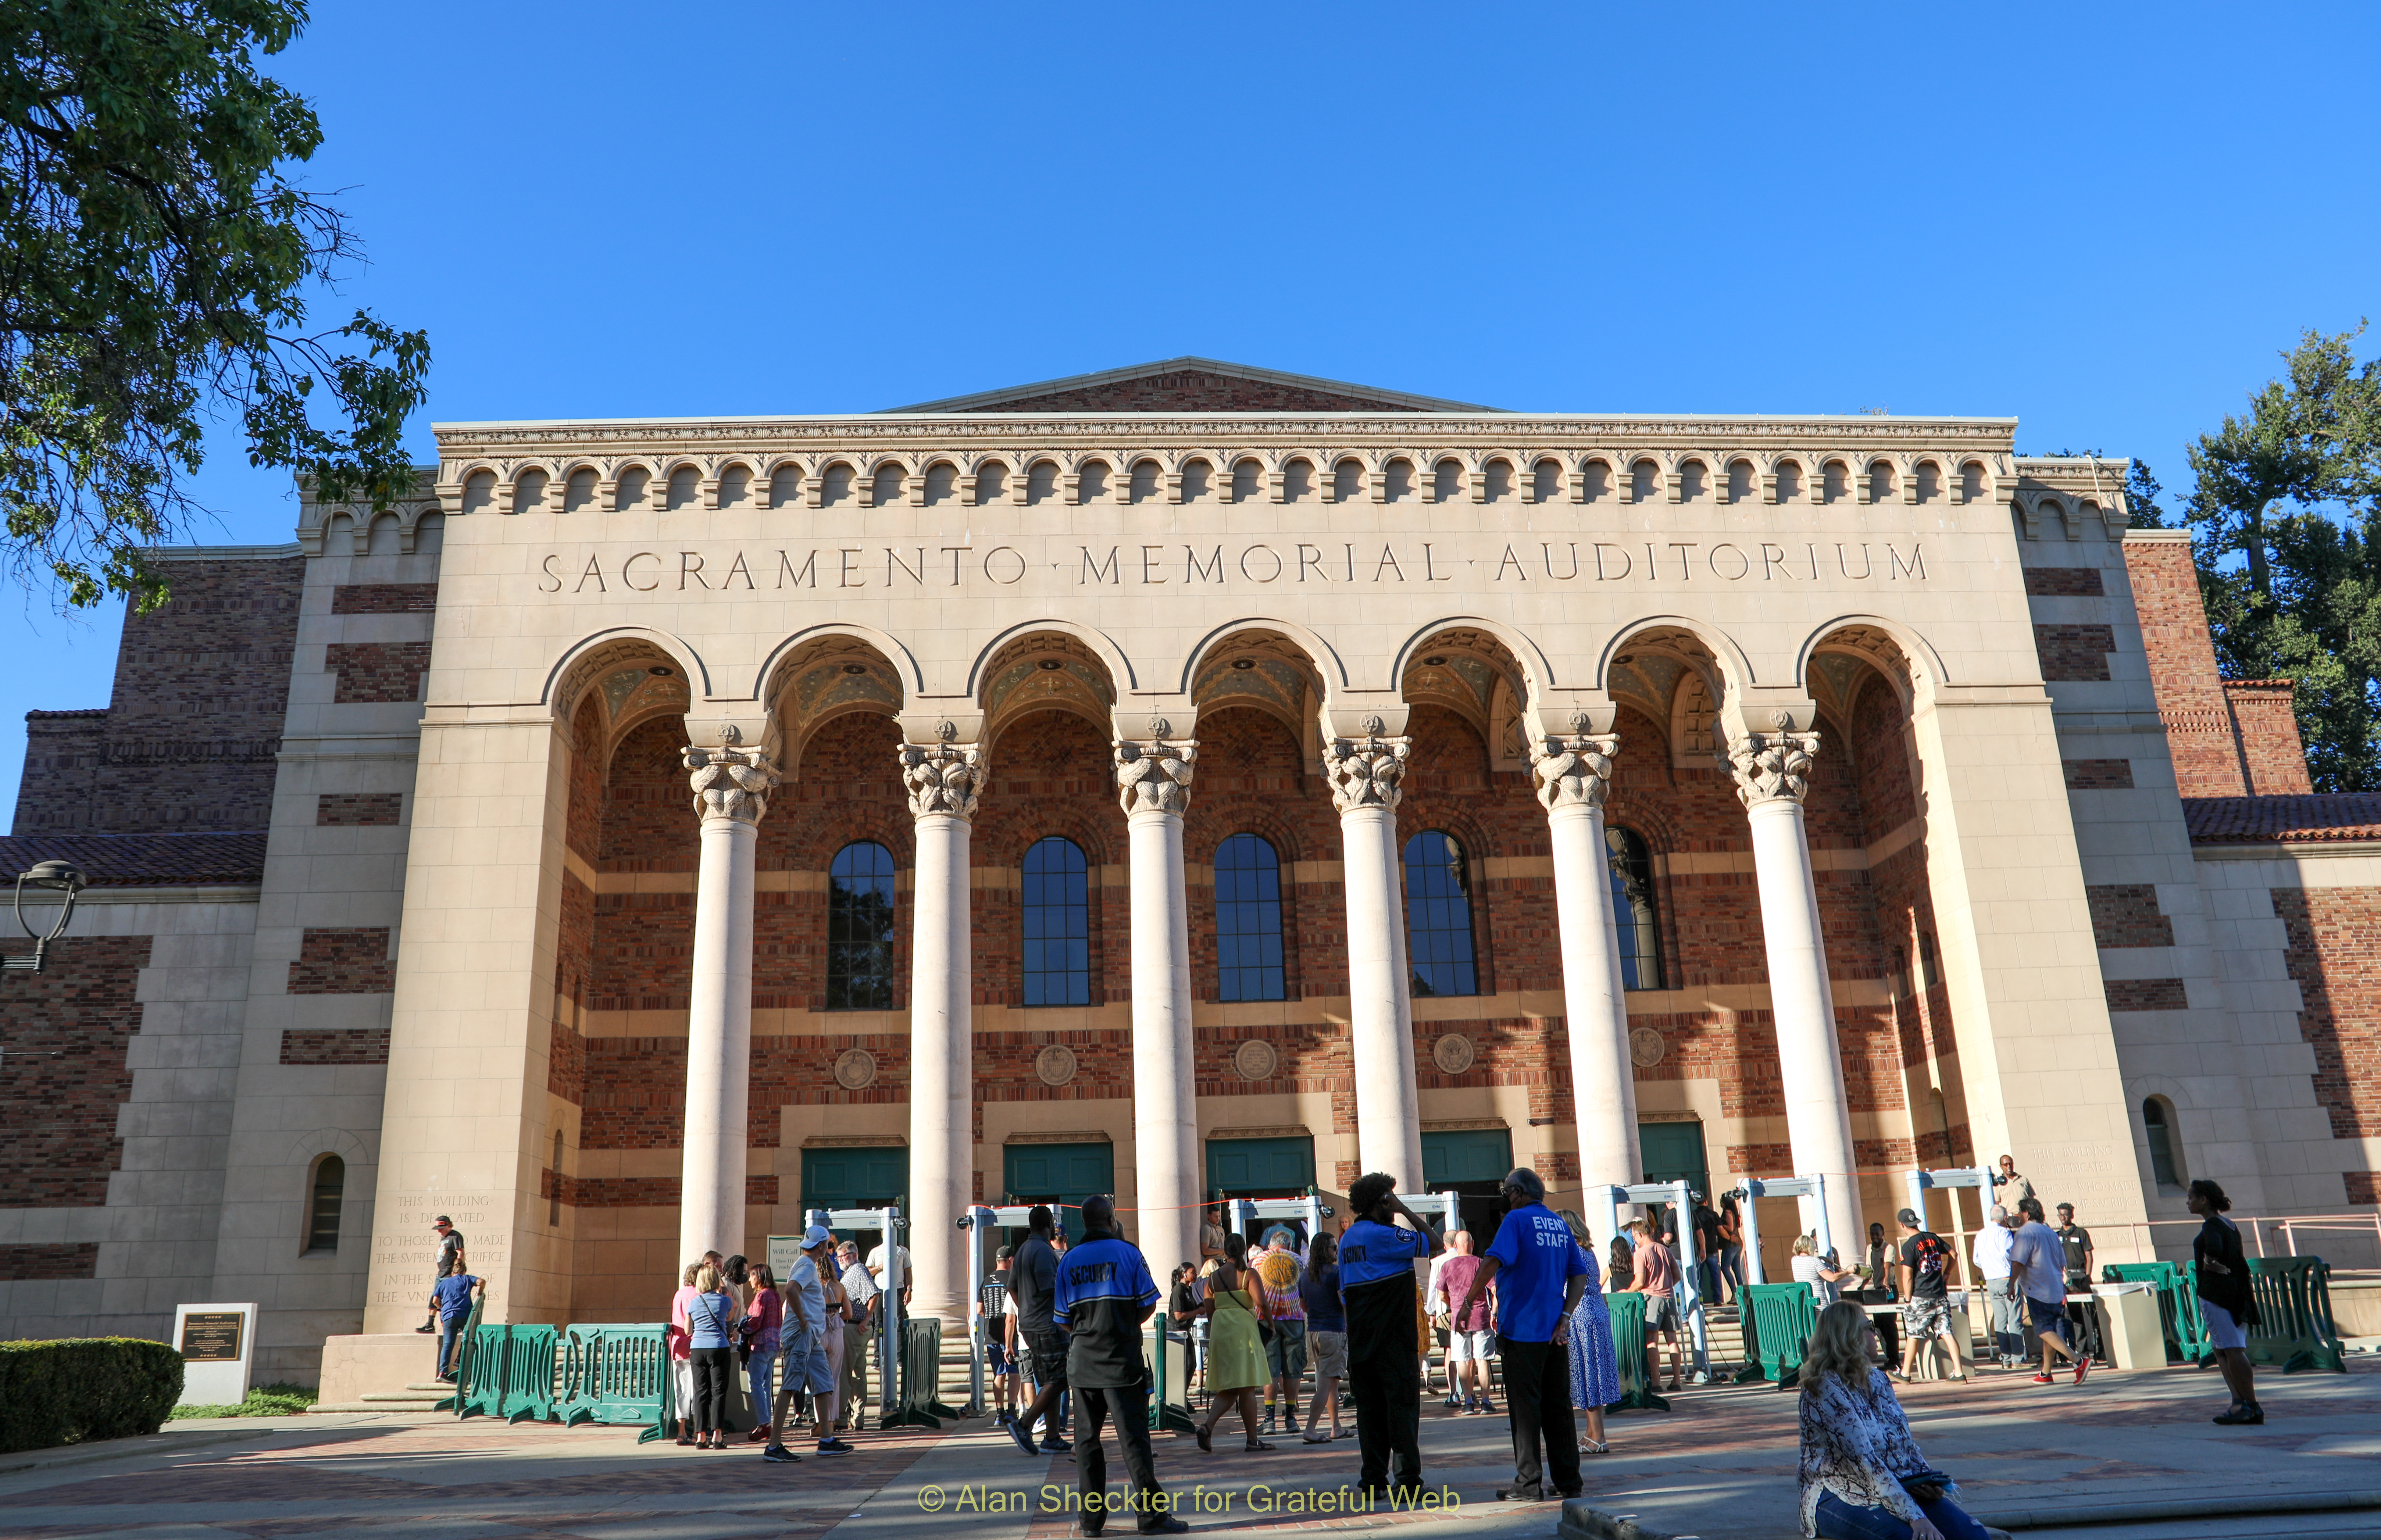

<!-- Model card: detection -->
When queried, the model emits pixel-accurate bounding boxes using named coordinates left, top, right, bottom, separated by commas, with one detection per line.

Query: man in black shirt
left=1052, top=1196, right=1187, bottom=1536
left=1690, top=1192, right=1723, bottom=1307
left=418, top=1215, right=465, bottom=1334
left=1006, top=1205, right=1071, bottom=1458
left=981, top=1245, right=1015, bottom=1426
left=1892, top=1208, right=1964, bottom=1383
left=1340, top=1171, right=1443, bottom=1499
left=2055, top=1203, right=2100, bottom=1359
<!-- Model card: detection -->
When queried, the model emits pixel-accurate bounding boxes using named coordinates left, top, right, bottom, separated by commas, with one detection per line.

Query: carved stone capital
left=1721, top=730, right=1819, bottom=809
left=1322, top=735, right=1411, bottom=814
left=899, top=742, right=986, bottom=821
left=683, top=743, right=779, bottom=826
left=1528, top=732, right=1619, bottom=812
left=1114, top=739, right=1196, bottom=817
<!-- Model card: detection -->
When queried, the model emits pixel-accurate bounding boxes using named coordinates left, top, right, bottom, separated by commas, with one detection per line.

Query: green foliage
left=0, top=0, right=428, bottom=612
left=2183, top=328, right=2381, bottom=791
left=0, top=1336, right=182, bottom=1451
left=167, top=1379, right=316, bottom=1418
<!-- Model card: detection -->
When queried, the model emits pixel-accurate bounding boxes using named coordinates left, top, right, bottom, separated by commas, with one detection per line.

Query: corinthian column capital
left=1721, top=728, right=1820, bottom=809
left=682, top=742, right=779, bottom=826
left=1114, top=738, right=1196, bottom=817
left=1529, top=732, right=1619, bottom=812
left=900, top=741, right=987, bottom=821
left=1322, top=732, right=1411, bottom=814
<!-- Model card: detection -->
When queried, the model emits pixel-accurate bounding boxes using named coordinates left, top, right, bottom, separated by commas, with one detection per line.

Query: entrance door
left=1003, top=1142, right=1115, bottom=1243
left=1636, top=1120, right=1710, bottom=1243
left=799, top=1146, right=910, bottom=1218
left=1204, top=1136, right=1315, bottom=1201
left=1421, top=1127, right=1514, bottom=1244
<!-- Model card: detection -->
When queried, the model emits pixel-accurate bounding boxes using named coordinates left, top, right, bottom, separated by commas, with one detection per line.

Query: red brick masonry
left=327, top=642, right=431, bottom=705
left=0, top=935, right=150, bottom=1205
left=2034, top=624, right=2116, bottom=682
left=330, top=583, right=439, bottom=614
left=0, top=1243, right=99, bottom=1280
left=287, top=928, right=395, bottom=995
left=316, top=793, right=403, bottom=826
left=280, top=1028, right=392, bottom=1065
left=2088, top=885, right=2175, bottom=948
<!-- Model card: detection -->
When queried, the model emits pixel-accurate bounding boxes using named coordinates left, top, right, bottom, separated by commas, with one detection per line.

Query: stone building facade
left=4, top=358, right=2379, bottom=1380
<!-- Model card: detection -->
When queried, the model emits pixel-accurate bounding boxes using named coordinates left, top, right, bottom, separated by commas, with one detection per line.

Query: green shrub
left=0, top=1338, right=184, bottom=1453
left=168, top=1381, right=317, bottom=1419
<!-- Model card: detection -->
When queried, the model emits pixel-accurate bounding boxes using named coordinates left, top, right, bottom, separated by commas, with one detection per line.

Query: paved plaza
left=11, top=1360, right=2381, bottom=1540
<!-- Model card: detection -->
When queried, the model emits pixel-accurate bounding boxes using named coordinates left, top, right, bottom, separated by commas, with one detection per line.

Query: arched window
left=827, top=842, right=897, bottom=1010
left=2142, top=1097, right=2182, bottom=1187
left=1403, top=830, right=1477, bottom=998
left=1022, top=837, right=1090, bottom=1006
left=304, top=1154, right=345, bottom=1255
left=1214, top=833, right=1286, bottom=1002
left=1605, top=826, right=1662, bottom=990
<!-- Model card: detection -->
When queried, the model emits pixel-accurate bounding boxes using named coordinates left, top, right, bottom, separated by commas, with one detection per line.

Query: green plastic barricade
left=495, top=1323, right=559, bottom=1423
left=444, top=1321, right=505, bottom=1419
left=1602, top=1291, right=1670, bottom=1411
left=556, top=1324, right=674, bottom=1440
left=2245, top=1257, right=2347, bottom=1374
left=2102, top=1262, right=2211, bottom=1365
left=881, top=1318, right=962, bottom=1430
left=1741, top=1283, right=1818, bottom=1386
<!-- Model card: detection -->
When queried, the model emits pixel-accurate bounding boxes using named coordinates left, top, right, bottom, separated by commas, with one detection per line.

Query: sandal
left=1579, top=1438, right=1608, bottom=1455
left=1333, top=1427, right=1355, bottom=1439
left=1195, top=1423, right=1213, bottom=1453
left=1244, top=1440, right=1277, bottom=1452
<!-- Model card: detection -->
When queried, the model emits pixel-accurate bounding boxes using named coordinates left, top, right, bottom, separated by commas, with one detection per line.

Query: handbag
left=1897, top=1468, right=1958, bottom=1505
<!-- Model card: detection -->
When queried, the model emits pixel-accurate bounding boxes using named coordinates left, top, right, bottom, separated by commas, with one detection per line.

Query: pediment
left=882, top=357, right=1498, bottom=414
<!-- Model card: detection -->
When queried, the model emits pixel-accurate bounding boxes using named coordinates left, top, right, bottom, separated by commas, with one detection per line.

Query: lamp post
left=4, top=860, right=86, bottom=974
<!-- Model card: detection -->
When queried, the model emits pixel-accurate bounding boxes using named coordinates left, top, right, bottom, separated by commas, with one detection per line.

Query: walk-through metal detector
left=806, top=1205, right=905, bottom=1420
left=1730, top=1173, right=1835, bottom=1287
left=1224, top=1194, right=1329, bottom=1248
left=1590, top=1180, right=1711, bottom=1378
left=958, top=1203, right=1040, bottom=1417
left=1903, top=1167, right=1992, bottom=1282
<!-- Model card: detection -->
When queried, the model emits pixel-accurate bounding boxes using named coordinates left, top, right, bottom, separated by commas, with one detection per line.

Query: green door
left=1205, top=1136, right=1315, bottom=1199
left=1004, top=1143, right=1115, bottom=1242
left=800, top=1146, right=910, bottom=1217
left=1637, top=1121, right=1710, bottom=1196
left=1421, top=1128, right=1513, bottom=1186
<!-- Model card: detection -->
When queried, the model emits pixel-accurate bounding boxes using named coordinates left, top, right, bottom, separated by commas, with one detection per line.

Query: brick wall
left=317, top=793, right=403, bottom=826
left=0, top=935, right=150, bottom=1205
left=2104, top=978, right=2187, bottom=1012
left=280, top=1028, right=392, bottom=1065
left=327, top=641, right=431, bottom=704
left=2275, top=887, right=2381, bottom=1139
left=11, top=557, right=301, bottom=835
left=2024, top=567, right=2105, bottom=597
left=2063, top=759, right=2135, bottom=790
left=287, top=927, right=395, bottom=994
left=330, top=583, right=439, bottom=614
left=2224, top=679, right=2314, bottom=794
left=2121, top=537, right=2248, bottom=797
left=2033, top=624, right=2116, bottom=682
left=0, top=1243, right=99, bottom=1280
left=2087, top=885, right=2175, bottom=948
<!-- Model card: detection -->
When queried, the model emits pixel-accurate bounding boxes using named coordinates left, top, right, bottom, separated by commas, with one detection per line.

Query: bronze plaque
left=180, top=1311, right=244, bottom=1362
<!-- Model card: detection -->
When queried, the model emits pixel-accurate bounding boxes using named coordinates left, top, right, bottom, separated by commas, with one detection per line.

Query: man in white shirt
left=1971, top=1205, right=2021, bottom=1367
left=838, top=1241, right=880, bottom=1431
left=2008, top=1198, right=2088, bottom=1384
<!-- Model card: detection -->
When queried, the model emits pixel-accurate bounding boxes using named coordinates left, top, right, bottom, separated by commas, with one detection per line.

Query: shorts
left=1644, top=1294, right=1681, bottom=1335
left=1025, top=1327, right=1069, bottom=1387
left=1264, top=1318, right=1308, bottom=1381
left=986, top=1341, right=1011, bottom=1376
left=2200, top=1300, right=2249, bottom=1351
left=1901, top=1294, right=1953, bottom=1340
left=2024, top=1296, right=2067, bottom=1334
left=1309, top=1329, right=1348, bottom=1381
left=1447, top=1328, right=1496, bottom=1363
left=782, top=1327, right=832, bottom=1395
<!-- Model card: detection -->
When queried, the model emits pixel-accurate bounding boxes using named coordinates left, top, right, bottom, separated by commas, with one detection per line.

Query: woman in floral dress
left=1564, top=1217, right=1620, bottom=1454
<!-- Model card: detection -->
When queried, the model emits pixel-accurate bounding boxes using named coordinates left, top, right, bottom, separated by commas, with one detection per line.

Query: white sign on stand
left=172, top=1302, right=258, bottom=1406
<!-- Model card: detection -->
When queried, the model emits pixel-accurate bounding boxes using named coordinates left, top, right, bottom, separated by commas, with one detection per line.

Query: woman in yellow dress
left=1195, top=1233, right=1274, bottom=1452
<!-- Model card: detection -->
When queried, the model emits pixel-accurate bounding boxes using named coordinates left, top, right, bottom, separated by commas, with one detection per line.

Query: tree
left=0, top=0, right=428, bottom=612
left=2185, top=328, right=2381, bottom=791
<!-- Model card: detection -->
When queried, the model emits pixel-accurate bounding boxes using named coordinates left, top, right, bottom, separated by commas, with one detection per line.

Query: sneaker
left=1282, top=1412, right=1299, bottom=1434
left=1496, top=1487, right=1549, bottom=1503
left=816, top=1437, right=856, bottom=1455
left=1040, top=1437, right=1071, bottom=1455
left=1477, top=1397, right=1497, bottom=1416
left=1143, top=1519, right=1190, bottom=1534
left=2073, top=1356, right=2092, bottom=1386
left=2031, top=1372, right=2055, bottom=1385
left=414, top=1323, right=436, bottom=1334
left=1260, top=1413, right=1277, bottom=1435
left=761, top=1443, right=802, bottom=1463
left=1008, top=1419, right=1040, bottom=1457
left=1443, top=1393, right=1462, bottom=1408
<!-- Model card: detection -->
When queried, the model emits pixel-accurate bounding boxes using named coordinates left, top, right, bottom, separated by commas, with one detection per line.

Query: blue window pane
left=827, top=842, right=897, bottom=1010
left=1403, top=830, right=1477, bottom=998
left=1214, top=832, right=1286, bottom=1002
left=1605, top=826, right=1662, bottom=991
left=1022, top=836, right=1090, bottom=1007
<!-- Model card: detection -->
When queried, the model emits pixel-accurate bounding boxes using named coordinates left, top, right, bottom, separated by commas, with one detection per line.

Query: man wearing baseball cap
left=417, top=1215, right=465, bottom=1335
left=1894, top=1208, right=1965, bottom=1383
left=764, top=1226, right=853, bottom=1463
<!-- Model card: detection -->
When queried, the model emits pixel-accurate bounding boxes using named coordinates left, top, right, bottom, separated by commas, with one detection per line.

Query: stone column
left=1531, top=729, right=1642, bottom=1208
left=1724, top=719, right=1862, bottom=1250
left=1324, top=730, right=1424, bottom=1189
left=1115, top=730, right=1199, bottom=1268
left=900, top=736, right=986, bottom=1328
left=678, top=735, right=779, bottom=1265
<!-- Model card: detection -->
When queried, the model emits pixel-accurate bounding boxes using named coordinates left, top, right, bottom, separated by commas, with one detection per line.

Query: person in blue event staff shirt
left=1050, top=1196, right=1189, bottom=1536
left=1338, top=1171, right=1445, bottom=1500
left=1458, top=1167, right=1592, bottom=1504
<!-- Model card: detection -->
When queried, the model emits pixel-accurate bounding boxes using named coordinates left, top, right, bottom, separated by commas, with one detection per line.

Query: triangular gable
left=882, top=357, right=1498, bottom=414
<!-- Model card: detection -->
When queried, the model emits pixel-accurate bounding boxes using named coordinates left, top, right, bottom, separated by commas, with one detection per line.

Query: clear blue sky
left=5, top=3, right=2377, bottom=818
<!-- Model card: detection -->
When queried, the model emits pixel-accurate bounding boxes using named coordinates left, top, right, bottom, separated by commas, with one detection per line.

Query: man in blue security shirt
left=1050, top=1195, right=1188, bottom=1537
left=1459, top=1166, right=1591, bottom=1503
left=1338, top=1171, right=1444, bottom=1499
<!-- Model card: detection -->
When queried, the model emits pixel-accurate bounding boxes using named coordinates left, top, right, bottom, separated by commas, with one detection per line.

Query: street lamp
left=4, top=860, right=86, bottom=973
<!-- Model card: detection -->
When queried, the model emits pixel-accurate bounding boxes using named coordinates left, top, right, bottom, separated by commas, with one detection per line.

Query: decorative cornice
left=1114, top=738, right=1196, bottom=817
left=900, top=741, right=986, bottom=822
left=1529, top=732, right=1618, bottom=812
left=684, top=742, right=779, bottom=826
left=1322, top=733, right=1411, bottom=815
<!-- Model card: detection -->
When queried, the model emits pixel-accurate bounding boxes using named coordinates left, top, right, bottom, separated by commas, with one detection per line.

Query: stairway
left=311, top=1380, right=453, bottom=1415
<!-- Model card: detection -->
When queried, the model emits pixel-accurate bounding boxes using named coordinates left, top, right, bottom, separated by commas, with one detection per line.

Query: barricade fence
left=2101, top=1255, right=2345, bottom=1374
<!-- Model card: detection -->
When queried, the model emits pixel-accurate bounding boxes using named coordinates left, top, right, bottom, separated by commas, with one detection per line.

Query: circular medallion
left=1035, top=1044, right=1078, bottom=1087
left=1233, top=1039, right=1278, bottom=1081
left=1432, top=1033, right=1477, bottom=1075
left=1629, top=1026, right=1666, bottom=1068
left=832, top=1047, right=878, bottom=1090
left=1360, top=714, right=1386, bottom=736
left=1147, top=716, right=1172, bottom=738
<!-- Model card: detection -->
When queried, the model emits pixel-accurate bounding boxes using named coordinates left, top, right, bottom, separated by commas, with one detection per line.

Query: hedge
left=0, top=1339, right=183, bottom=1453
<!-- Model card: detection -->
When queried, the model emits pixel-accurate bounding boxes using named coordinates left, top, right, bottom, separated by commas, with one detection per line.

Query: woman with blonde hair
left=685, top=1262, right=739, bottom=1448
left=1797, top=1300, right=1985, bottom=1540
left=1792, top=1234, right=1857, bottom=1306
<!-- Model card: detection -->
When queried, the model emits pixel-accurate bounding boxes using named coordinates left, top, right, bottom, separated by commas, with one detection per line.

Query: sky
left=4, top=2, right=2378, bottom=817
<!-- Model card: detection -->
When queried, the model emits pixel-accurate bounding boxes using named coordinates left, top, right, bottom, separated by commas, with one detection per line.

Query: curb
left=1976, top=1487, right=2381, bottom=1529
left=0, top=1424, right=285, bottom=1478
left=1560, top=1499, right=2011, bottom=1540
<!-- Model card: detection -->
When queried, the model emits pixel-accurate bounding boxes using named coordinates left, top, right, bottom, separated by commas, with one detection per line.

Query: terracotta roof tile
left=2182, top=795, right=2381, bottom=845
left=0, top=830, right=267, bottom=887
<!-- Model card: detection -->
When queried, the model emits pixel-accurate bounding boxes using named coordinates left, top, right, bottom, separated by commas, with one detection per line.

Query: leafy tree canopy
left=0, top=0, right=427, bottom=612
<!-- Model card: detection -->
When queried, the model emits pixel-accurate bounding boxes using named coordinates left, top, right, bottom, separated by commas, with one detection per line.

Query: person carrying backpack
left=1893, top=1209, right=1967, bottom=1384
